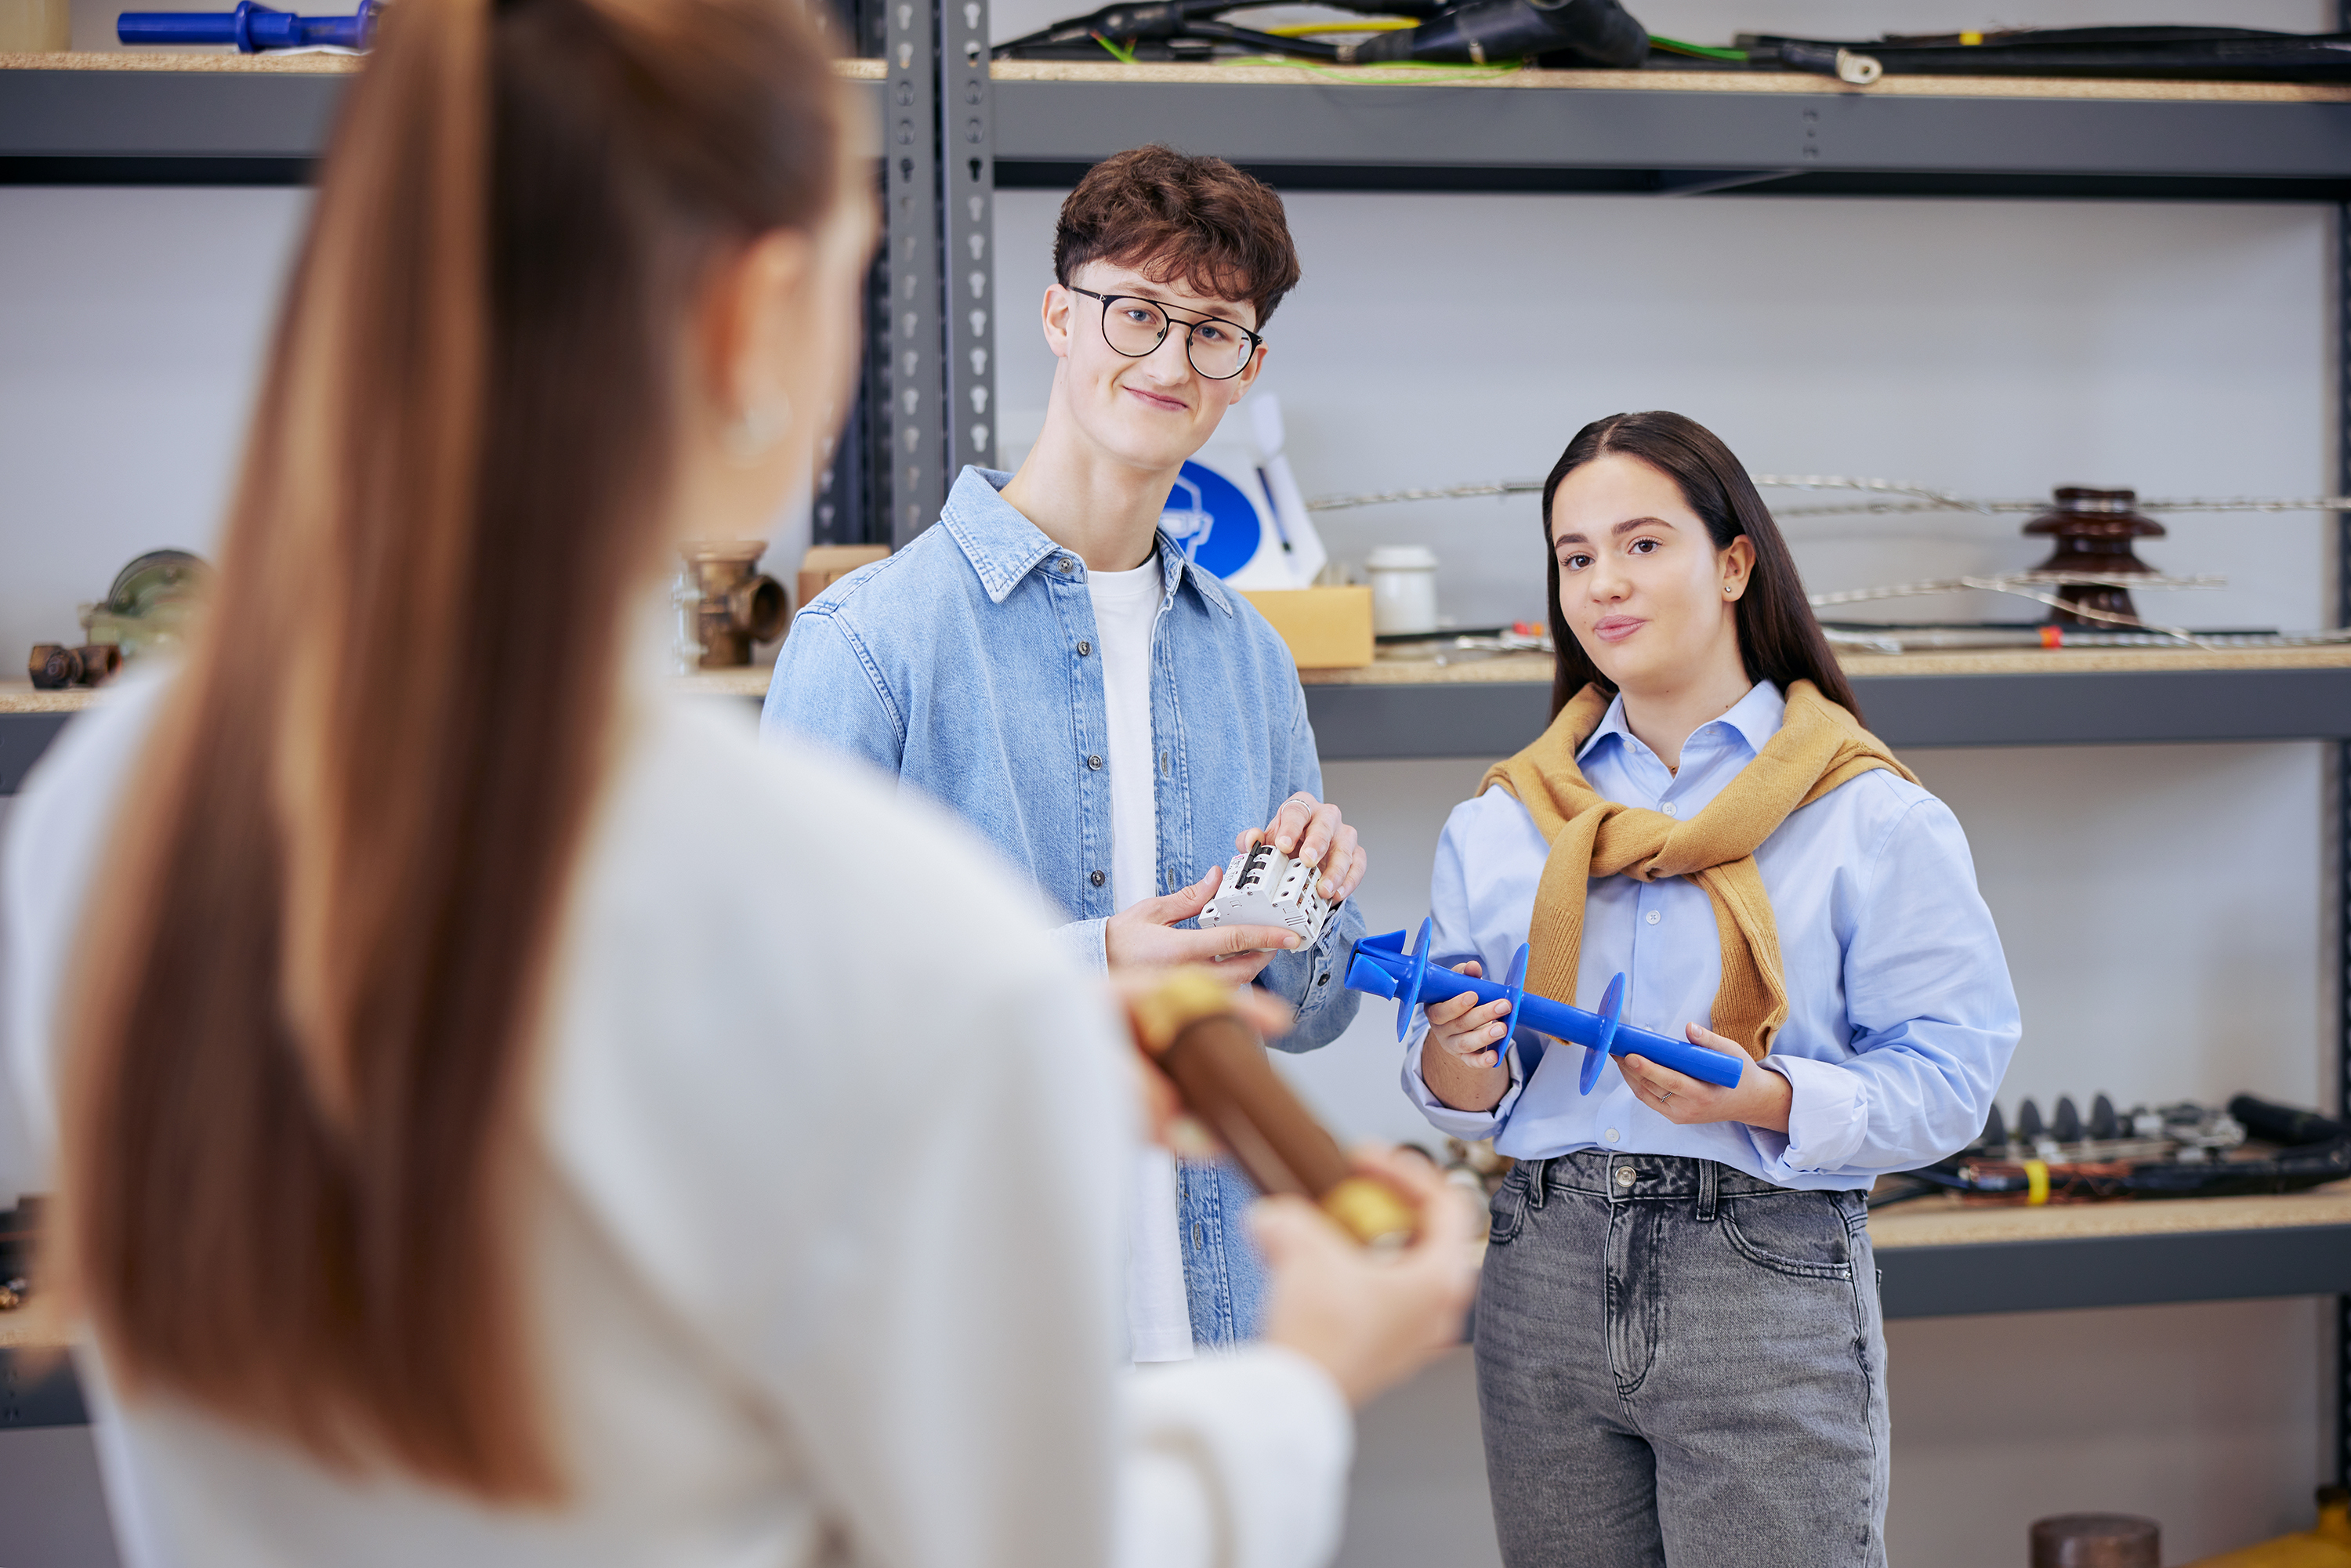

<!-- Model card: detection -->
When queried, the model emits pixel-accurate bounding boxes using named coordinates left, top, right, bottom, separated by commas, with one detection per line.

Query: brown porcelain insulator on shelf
left=681, top=541, right=791, bottom=668
left=2021, top=487, right=2165, bottom=628
left=1130, top=970, right=1417, bottom=1248
left=2029, top=1513, right=2160, bottom=1567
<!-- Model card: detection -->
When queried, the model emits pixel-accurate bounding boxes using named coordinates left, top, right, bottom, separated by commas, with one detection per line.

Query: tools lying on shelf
left=1309, top=473, right=2351, bottom=654
left=27, top=643, right=120, bottom=692
left=675, top=542, right=788, bottom=670
left=1339, top=0, right=1647, bottom=68
left=24, top=550, right=212, bottom=691
left=1722, top=27, right=2351, bottom=85
left=1872, top=1093, right=2351, bottom=1207
left=992, top=8, right=2349, bottom=79
left=117, top=0, right=378, bottom=50
left=991, top=0, right=1647, bottom=67
left=1346, top=918, right=1747, bottom=1092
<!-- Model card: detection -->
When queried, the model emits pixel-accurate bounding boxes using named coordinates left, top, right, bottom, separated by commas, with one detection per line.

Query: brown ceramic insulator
left=1147, top=1008, right=1414, bottom=1246
left=682, top=541, right=791, bottom=668
left=27, top=644, right=81, bottom=690
left=2029, top=1512, right=2160, bottom=1568
left=1158, top=1012, right=1353, bottom=1203
left=2021, top=487, right=2166, bottom=628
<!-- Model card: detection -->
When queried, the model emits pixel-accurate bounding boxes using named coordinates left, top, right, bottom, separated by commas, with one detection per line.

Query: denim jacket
left=761, top=466, right=1364, bottom=1345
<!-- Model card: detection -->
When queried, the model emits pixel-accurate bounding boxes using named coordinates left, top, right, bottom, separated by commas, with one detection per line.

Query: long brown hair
left=1539, top=411, right=1862, bottom=723
left=58, top=0, right=839, bottom=1500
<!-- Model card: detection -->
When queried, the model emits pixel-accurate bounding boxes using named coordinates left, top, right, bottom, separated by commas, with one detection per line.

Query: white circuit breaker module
left=1199, top=842, right=1334, bottom=948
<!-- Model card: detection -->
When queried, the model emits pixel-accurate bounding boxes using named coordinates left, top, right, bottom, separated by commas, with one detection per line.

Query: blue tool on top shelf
left=118, top=0, right=379, bottom=51
left=1346, top=919, right=1746, bottom=1092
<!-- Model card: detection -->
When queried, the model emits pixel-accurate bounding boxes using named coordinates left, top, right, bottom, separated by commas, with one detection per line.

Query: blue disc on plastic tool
left=1159, top=461, right=1262, bottom=581
left=1581, top=972, right=1625, bottom=1095
left=1396, top=917, right=1434, bottom=1042
left=1500, top=943, right=1530, bottom=1065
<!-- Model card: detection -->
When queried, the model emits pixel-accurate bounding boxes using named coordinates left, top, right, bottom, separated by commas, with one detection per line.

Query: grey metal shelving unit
left=5, top=31, right=2351, bottom=1482
left=989, top=68, right=2351, bottom=200
left=1879, top=1217, right=2351, bottom=1320
left=1306, top=664, right=2351, bottom=762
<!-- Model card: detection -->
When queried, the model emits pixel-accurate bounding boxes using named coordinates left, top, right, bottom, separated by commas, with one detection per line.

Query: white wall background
left=2, top=1, right=2343, bottom=1561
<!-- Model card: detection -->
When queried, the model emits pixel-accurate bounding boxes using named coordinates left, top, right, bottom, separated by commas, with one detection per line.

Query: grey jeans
left=1475, top=1150, right=1889, bottom=1568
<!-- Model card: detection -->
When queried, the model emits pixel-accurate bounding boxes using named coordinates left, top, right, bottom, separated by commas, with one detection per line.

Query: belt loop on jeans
left=1524, top=1157, right=1549, bottom=1210
left=1696, top=1160, right=1719, bottom=1222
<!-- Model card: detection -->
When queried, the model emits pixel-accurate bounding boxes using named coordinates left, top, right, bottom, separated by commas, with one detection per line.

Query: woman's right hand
left=1423, top=961, right=1514, bottom=1070
left=1252, top=1147, right=1480, bottom=1407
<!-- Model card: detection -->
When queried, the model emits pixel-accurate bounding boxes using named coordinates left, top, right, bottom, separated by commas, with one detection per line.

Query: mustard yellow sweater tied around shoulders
left=1480, top=679, right=1919, bottom=1063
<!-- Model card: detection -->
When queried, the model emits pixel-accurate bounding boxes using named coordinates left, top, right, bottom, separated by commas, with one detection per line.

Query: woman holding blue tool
left=1404, top=411, right=2020, bottom=1568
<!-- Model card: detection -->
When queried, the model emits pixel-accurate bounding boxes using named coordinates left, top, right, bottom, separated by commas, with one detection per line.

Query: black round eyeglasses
left=1068, top=286, right=1263, bottom=381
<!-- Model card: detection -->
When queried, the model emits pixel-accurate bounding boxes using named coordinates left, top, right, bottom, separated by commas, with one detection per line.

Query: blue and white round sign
left=1160, top=460, right=1264, bottom=581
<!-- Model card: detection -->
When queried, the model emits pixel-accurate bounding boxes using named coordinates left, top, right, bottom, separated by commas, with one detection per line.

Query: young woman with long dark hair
left=0, top=0, right=1473, bottom=1559
left=1404, top=411, right=2020, bottom=1567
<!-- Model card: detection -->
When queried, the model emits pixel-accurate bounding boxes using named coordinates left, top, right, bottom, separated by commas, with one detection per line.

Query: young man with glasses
left=763, top=146, right=1367, bottom=1358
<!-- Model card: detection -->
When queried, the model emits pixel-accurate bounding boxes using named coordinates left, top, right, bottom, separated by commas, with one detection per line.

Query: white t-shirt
left=1090, top=556, right=1194, bottom=1365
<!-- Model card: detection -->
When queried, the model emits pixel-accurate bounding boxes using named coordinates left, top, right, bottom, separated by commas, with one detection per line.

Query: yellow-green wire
left=1092, top=31, right=1139, bottom=63
left=1263, top=18, right=1416, bottom=34
left=1648, top=34, right=1747, bottom=61
left=1218, top=52, right=1526, bottom=81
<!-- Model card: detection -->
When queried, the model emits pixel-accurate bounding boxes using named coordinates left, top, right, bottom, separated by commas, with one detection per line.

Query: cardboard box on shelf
left=1241, top=585, right=1375, bottom=670
left=796, top=545, right=890, bottom=612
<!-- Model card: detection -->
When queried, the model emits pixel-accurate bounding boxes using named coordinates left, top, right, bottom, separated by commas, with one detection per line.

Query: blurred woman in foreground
left=0, top=0, right=1471, bottom=1560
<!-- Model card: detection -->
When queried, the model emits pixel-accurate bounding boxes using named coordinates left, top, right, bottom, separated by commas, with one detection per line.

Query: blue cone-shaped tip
left=1347, top=951, right=1400, bottom=1001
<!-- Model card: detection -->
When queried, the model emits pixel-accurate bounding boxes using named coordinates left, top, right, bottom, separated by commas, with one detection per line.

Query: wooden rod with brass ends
left=1129, top=970, right=1418, bottom=1248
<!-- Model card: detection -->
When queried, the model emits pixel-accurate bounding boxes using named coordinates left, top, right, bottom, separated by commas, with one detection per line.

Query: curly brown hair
left=1053, top=145, right=1301, bottom=328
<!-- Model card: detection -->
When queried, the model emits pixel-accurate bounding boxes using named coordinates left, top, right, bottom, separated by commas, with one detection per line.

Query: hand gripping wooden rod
left=1128, top=970, right=1417, bottom=1248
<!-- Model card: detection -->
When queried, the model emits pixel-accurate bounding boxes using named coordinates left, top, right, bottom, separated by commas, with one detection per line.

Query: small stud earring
left=1724, top=584, right=1737, bottom=596
left=723, top=397, right=792, bottom=465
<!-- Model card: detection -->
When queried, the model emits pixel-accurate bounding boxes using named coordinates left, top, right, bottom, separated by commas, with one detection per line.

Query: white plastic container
left=1365, top=545, right=1440, bottom=636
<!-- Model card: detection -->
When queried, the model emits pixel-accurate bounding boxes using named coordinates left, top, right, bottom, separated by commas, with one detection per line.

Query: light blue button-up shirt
left=1403, top=681, right=2020, bottom=1188
left=763, top=466, right=1364, bottom=1344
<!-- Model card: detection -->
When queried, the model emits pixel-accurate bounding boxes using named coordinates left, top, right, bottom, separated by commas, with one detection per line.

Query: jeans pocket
left=1487, top=1164, right=1531, bottom=1248
left=1720, top=1191, right=1856, bottom=1280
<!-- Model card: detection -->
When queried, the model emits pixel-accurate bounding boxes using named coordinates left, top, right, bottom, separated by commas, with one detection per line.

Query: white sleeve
left=1117, top=1349, right=1354, bottom=1568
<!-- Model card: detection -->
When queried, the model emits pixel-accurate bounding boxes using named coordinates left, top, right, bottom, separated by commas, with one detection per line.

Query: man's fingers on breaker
left=1294, top=803, right=1343, bottom=869
left=1317, top=832, right=1363, bottom=900
left=1268, top=792, right=1318, bottom=856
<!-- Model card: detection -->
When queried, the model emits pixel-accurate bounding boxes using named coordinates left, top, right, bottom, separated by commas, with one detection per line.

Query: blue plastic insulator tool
left=1583, top=973, right=1624, bottom=1094
left=118, top=0, right=379, bottom=51
left=1345, top=926, right=1745, bottom=1090
left=1393, top=918, right=1434, bottom=1041
left=1499, top=943, right=1531, bottom=1064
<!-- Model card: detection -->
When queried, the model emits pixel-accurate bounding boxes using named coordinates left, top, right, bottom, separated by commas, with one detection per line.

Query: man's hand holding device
left=1244, top=790, right=1365, bottom=904
left=1104, top=866, right=1301, bottom=980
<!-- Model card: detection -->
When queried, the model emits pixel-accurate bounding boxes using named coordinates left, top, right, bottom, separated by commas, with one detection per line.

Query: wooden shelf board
left=0, top=49, right=882, bottom=77
left=990, top=59, right=2351, bottom=106
left=1300, top=643, right=2351, bottom=688
left=1868, top=1180, right=2351, bottom=1250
